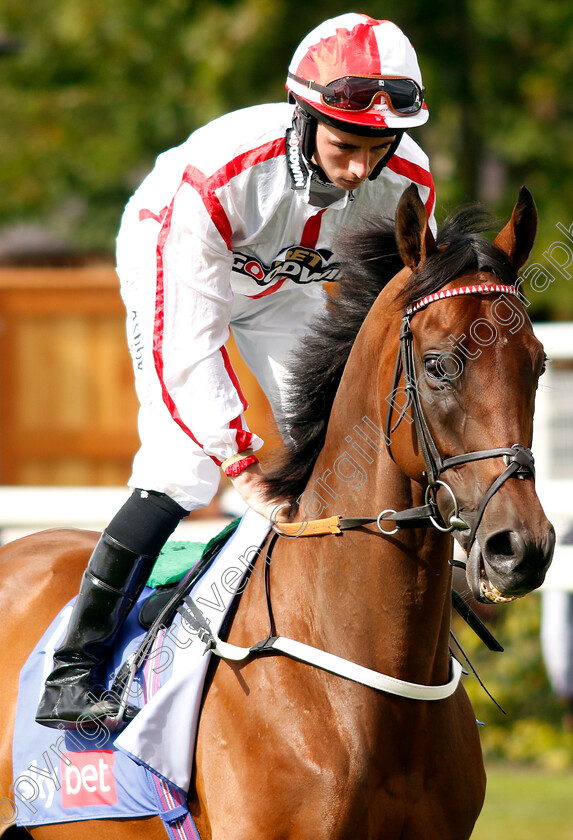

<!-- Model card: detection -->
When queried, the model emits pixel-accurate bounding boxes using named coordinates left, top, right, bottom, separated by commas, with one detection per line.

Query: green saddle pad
left=146, top=517, right=240, bottom=589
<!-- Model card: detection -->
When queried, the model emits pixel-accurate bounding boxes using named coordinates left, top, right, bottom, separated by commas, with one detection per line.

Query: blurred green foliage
left=1, top=0, right=573, bottom=316
left=472, top=766, right=573, bottom=839
left=454, top=593, right=573, bottom=770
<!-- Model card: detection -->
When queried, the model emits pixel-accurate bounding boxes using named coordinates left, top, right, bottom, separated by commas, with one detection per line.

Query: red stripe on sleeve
left=387, top=155, right=436, bottom=217
left=229, top=416, right=255, bottom=453
left=182, top=166, right=233, bottom=249
left=139, top=206, right=169, bottom=224
left=153, top=199, right=206, bottom=451
left=211, top=137, right=287, bottom=190
left=220, top=345, right=248, bottom=412
left=180, top=137, right=287, bottom=250
left=152, top=135, right=287, bottom=460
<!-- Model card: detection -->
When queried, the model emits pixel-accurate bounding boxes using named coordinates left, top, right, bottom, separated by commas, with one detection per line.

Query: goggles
left=288, top=73, right=425, bottom=116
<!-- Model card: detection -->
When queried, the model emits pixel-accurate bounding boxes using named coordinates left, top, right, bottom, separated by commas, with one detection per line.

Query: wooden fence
left=0, top=265, right=278, bottom=486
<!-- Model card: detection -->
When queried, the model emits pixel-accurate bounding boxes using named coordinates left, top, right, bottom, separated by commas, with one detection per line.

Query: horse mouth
left=478, top=573, right=521, bottom=604
left=467, top=540, right=521, bottom=605
left=466, top=522, right=555, bottom=604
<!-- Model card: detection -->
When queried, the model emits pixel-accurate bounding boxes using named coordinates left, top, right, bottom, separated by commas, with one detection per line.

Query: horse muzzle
left=465, top=520, right=555, bottom=604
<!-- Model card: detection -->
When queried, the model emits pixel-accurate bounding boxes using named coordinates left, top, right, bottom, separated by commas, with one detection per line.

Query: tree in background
left=1, top=0, right=572, bottom=317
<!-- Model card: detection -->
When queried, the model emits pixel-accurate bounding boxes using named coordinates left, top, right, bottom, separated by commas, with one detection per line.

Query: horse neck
left=274, top=299, right=454, bottom=686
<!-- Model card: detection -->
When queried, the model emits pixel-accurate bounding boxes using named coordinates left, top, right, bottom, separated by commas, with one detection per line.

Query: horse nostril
left=481, top=527, right=552, bottom=596
left=484, top=530, right=518, bottom=560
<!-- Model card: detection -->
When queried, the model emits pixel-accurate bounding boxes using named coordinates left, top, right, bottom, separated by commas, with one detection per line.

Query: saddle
left=138, top=518, right=240, bottom=631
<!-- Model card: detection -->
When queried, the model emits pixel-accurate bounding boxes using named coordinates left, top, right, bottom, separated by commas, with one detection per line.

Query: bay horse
left=0, top=185, right=554, bottom=840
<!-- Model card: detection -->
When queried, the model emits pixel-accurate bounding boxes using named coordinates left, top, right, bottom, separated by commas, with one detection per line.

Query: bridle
left=272, top=282, right=536, bottom=549
left=383, top=282, right=535, bottom=555
left=110, top=285, right=534, bottom=720
left=267, top=281, right=533, bottom=652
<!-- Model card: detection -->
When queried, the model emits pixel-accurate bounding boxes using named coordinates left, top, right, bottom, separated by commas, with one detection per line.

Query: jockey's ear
left=395, top=184, right=436, bottom=271
left=493, top=186, right=537, bottom=271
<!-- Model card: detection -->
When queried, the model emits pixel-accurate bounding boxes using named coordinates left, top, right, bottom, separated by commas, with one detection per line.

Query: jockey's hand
left=230, top=461, right=288, bottom=522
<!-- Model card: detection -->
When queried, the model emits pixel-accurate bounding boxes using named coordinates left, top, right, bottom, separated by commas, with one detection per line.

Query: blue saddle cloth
left=12, top=512, right=268, bottom=836
left=12, top=561, right=203, bottom=838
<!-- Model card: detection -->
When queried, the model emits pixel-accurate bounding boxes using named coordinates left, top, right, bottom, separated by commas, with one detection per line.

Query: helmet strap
left=368, top=131, right=404, bottom=179
left=292, top=103, right=318, bottom=163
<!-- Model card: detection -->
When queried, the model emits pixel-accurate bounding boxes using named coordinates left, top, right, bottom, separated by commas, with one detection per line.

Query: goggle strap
left=288, top=72, right=331, bottom=97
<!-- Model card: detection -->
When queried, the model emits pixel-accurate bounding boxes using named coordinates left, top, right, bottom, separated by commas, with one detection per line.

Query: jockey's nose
left=348, top=151, right=370, bottom=180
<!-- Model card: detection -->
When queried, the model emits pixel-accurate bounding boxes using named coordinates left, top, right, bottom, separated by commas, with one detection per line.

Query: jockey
left=36, top=13, right=435, bottom=729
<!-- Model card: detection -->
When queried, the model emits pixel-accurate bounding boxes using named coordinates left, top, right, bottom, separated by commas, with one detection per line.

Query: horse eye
left=424, top=356, right=443, bottom=379
left=540, top=354, right=549, bottom=375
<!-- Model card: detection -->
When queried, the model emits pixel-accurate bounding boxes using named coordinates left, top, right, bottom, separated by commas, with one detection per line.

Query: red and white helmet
left=286, top=14, right=428, bottom=132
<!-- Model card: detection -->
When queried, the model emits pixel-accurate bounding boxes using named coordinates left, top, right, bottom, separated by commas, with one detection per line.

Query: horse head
left=391, top=184, right=555, bottom=603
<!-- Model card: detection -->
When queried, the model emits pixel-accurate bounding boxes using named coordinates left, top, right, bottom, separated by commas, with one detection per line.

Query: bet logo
left=61, top=751, right=118, bottom=808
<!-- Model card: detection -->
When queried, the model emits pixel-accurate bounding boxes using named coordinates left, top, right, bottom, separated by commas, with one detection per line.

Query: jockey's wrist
left=221, top=450, right=259, bottom=478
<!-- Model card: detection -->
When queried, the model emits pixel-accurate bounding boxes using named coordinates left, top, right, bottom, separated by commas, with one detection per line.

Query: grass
left=471, top=764, right=573, bottom=839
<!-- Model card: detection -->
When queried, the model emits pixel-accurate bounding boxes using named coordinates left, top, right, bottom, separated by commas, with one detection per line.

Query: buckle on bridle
left=503, top=444, right=535, bottom=479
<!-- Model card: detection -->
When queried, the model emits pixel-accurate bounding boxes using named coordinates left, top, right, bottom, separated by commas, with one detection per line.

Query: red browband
left=407, top=283, right=519, bottom=316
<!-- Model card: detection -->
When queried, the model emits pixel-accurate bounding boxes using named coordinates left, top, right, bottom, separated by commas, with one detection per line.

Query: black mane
left=264, top=204, right=518, bottom=509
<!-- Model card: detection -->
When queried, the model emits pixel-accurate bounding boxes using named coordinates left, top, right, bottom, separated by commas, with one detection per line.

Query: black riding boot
left=35, top=531, right=156, bottom=730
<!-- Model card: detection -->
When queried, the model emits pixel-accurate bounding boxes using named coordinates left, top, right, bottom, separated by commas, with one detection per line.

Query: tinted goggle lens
left=322, top=77, right=424, bottom=114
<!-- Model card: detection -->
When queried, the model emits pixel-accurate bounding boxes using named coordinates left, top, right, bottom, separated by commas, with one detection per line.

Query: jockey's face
left=313, top=123, right=396, bottom=190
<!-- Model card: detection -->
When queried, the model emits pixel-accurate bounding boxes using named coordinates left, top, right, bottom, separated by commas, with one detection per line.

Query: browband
left=407, top=283, right=519, bottom=316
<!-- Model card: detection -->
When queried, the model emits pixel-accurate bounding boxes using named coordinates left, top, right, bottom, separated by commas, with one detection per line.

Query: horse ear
left=493, top=186, right=537, bottom=271
left=395, top=184, right=436, bottom=271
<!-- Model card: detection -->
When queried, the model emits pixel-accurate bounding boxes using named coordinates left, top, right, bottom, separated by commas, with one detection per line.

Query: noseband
left=384, top=283, right=535, bottom=554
